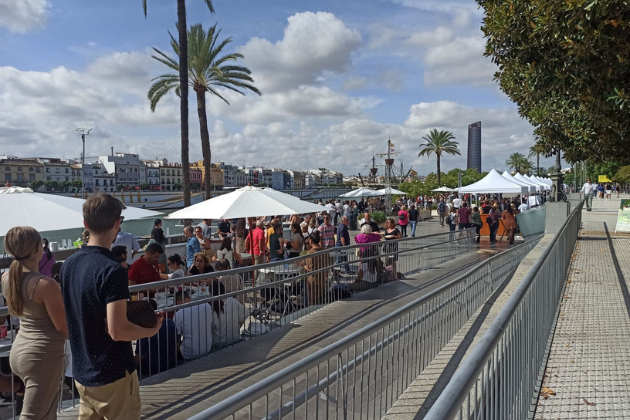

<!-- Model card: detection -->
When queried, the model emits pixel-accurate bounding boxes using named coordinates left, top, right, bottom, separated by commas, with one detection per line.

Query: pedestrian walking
left=581, top=178, right=595, bottom=212
left=408, top=205, right=419, bottom=237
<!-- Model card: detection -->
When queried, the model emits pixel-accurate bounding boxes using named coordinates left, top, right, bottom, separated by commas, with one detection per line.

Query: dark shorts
left=459, top=223, right=472, bottom=230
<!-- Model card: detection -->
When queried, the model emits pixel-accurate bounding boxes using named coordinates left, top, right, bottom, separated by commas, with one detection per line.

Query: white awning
left=459, top=169, right=528, bottom=195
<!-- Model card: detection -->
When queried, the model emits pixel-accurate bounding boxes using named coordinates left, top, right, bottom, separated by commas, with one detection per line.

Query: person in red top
left=128, top=243, right=168, bottom=288
left=458, top=202, right=472, bottom=229
left=247, top=220, right=267, bottom=285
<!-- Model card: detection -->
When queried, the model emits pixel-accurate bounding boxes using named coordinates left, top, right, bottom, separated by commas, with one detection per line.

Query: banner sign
left=615, top=199, right=630, bottom=233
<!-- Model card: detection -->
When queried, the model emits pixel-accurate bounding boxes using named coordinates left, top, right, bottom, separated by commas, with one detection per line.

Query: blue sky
left=0, top=0, right=559, bottom=176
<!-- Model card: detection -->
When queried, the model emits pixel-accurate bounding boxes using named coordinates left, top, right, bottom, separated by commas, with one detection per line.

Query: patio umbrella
left=165, top=186, right=326, bottom=220
left=375, top=187, right=407, bottom=195
left=339, top=187, right=381, bottom=198
left=431, top=186, right=458, bottom=192
left=0, top=187, right=162, bottom=237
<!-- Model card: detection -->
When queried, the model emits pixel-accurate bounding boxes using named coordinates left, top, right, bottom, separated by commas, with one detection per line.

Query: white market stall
left=458, top=169, right=528, bottom=196
left=375, top=187, right=407, bottom=196
left=525, top=175, right=550, bottom=190
left=502, top=171, right=537, bottom=195
left=514, top=173, right=542, bottom=193
left=431, top=186, right=458, bottom=193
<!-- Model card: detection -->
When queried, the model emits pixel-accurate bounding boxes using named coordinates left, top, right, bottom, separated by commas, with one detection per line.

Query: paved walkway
left=535, top=197, right=630, bottom=419
left=56, top=229, right=508, bottom=420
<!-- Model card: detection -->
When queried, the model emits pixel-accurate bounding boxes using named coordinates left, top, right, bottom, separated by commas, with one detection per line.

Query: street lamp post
left=75, top=128, right=92, bottom=199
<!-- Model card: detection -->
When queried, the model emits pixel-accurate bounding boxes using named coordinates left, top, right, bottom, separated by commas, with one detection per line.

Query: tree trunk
left=196, top=88, right=212, bottom=199
left=177, top=0, right=191, bottom=207
left=436, top=153, right=441, bottom=186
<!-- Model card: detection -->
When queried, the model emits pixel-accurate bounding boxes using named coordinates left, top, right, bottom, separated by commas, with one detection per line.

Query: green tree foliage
left=477, top=0, right=630, bottom=162
left=149, top=24, right=260, bottom=198
left=30, top=180, right=44, bottom=190
left=142, top=0, right=215, bottom=207
left=613, top=166, right=630, bottom=184
left=417, top=129, right=460, bottom=186
left=505, top=153, right=533, bottom=174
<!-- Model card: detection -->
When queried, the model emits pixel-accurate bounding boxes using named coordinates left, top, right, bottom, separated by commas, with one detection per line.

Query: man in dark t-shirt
left=61, top=194, right=163, bottom=419
left=408, top=205, right=419, bottom=237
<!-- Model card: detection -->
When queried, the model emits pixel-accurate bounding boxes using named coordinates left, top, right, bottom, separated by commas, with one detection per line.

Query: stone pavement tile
left=534, top=233, right=630, bottom=419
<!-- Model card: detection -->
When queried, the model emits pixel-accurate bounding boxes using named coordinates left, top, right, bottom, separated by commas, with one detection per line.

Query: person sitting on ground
left=354, top=256, right=384, bottom=289
left=128, top=243, right=169, bottom=286
left=173, top=291, right=213, bottom=360
left=111, top=245, right=129, bottom=270
left=167, top=254, right=186, bottom=279
left=215, top=236, right=243, bottom=268
left=135, top=299, right=177, bottom=375
left=187, top=252, right=215, bottom=277
left=215, top=258, right=245, bottom=305
left=210, top=280, right=246, bottom=348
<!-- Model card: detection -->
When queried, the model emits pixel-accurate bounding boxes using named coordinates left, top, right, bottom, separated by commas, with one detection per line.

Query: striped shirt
left=318, top=223, right=336, bottom=249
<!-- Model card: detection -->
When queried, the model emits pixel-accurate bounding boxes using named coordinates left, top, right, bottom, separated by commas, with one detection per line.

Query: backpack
left=398, top=212, right=406, bottom=221
left=438, top=202, right=446, bottom=213
left=446, top=213, right=455, bottom=225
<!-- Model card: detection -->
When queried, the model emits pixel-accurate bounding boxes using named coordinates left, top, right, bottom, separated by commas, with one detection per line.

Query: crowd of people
left=0, top=189, right=541, bottom=419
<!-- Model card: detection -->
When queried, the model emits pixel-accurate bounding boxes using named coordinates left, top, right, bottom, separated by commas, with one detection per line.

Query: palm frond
left=142, top=0, right=148, bottom=17
left=151, top=47, right=179, bottom=72
left=204, top=0, right=216, bottom=14
left=147, top=77, right=179, bottom=111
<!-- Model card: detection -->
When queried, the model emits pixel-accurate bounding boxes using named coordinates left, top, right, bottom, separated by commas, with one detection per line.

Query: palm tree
left=505, top=152, right=527, bottom=173
left=149, top=24, right=261, bottom=197
left=418, top=129, right=460, bottom=186
left=142, top=0, right=215, bottom=207
left=528, top=144, right=544, bottom=176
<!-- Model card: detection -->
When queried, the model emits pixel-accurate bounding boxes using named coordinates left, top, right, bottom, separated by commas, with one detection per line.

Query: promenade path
left=58, top=220, right=510, bottom=420
left=535, top=195, right=630, bottom=419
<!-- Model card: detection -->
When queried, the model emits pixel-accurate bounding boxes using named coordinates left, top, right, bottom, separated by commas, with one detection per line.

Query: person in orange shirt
left=501, top=204, right=521, bottom=245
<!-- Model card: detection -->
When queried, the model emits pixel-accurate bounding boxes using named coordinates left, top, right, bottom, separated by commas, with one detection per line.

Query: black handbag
left=127, top=300, right=158, bottom=328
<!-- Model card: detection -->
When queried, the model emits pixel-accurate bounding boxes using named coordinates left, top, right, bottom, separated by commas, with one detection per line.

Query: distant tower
left=467, top=121, right=482, bottom=172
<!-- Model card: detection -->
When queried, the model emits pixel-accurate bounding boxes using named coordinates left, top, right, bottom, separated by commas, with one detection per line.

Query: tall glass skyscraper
left=467, top=121, right=482, bottom=172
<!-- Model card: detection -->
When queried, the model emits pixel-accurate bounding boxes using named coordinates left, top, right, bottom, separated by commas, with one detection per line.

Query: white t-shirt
left=452, top=198, right=462, bottom=209
left=343, top=204, right=351, bottom=217
left=518, top=203, right=528, bottom=212
left=169, top=268, right=185, bottom=279
left=211, top=297, right=246, bottom=347
left=111, top=231, right=140, bottom=265
left=174, top=303, right=213, bottom=360
left=216, top=249, right=235, bottom=267
left=325, top=203, right=336, bottom=218
left=581, top=182, right=595, bottom=195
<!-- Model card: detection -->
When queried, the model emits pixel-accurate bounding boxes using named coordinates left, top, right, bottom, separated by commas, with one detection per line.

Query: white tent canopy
left=458, top=169, right=528, bottom=195
left=166, top=186, right=326, bottom=220
left=431, top=186, right=458, bottom=192
left=0, top=187, right=161, bottom=237
left=525, top=175, right=550, bottom=190
left=375, top=187, right=407, bottom=196
left=513, top=173, right=541, bottom=192
left=502, top=171, right=536, bottom=194
left=340, top=187, right=381, bottom=198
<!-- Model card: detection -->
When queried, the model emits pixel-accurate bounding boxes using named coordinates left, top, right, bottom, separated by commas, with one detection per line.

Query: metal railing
left=424, top=200, right=583, bottom=420
left=185, top=236, right=542, bottom=420
left=0, top=228, right=477, bottom=417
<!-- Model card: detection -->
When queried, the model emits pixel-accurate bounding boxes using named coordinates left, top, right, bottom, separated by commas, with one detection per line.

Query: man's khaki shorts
left=254, top=253, right=266, bottom=265
left=75, top=370, right=141, bottom=420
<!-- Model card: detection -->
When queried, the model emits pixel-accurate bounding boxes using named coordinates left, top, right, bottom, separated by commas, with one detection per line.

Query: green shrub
left=371, top=211, right=386, bottom=224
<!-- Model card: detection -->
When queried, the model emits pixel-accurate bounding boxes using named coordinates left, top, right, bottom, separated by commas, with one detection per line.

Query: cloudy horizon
left=0, top=0, right=561, bottom=177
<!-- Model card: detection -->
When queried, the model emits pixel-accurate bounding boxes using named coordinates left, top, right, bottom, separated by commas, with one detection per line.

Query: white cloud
left=0, top=0, right=49, bottom=33
left=424, top=36, right=497, bottom=86
left=406, top=26, right=454, bottom=47
left=452, top=7, right=475, bottom=27
left=367, top=23, right=399, bottom=50
left=378, top=69, right=404, bottom=92
left=239, top=12, right=362, bottom=93
left=209, top=86, right=378, bottom=123
left=342, top=76, right=369, bottom=91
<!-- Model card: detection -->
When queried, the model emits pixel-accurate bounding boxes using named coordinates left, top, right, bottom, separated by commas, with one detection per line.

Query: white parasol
left=340, top=187, right=381, bottom=198
left=0, top=187, right=162, bottom=237
left=374, top=187, right=407, bottom=195
left=165, top=186, right=326, bottom=220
